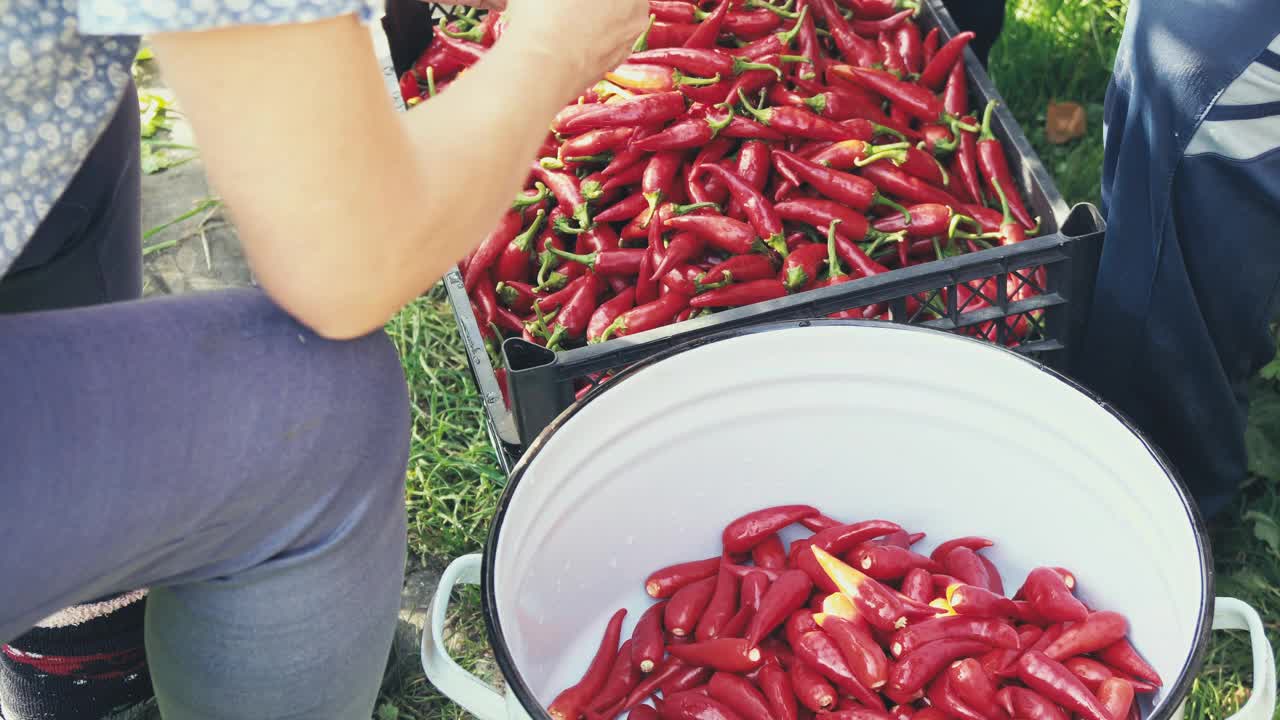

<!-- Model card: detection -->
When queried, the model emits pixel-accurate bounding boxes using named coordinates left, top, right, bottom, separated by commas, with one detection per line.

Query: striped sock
left=0, top=591, right=153, bottom=720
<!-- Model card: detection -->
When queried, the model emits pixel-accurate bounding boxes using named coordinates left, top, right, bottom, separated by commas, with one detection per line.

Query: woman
left=0, top=0, right=648, bottom=718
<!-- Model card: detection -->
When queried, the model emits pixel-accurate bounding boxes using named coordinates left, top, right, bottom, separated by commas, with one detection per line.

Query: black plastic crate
left=404, top=0, right=1106, bottom=473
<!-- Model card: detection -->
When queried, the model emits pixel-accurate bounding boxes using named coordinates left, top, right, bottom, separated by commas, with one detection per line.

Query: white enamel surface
left=491, top=325, right=1207, bottom=715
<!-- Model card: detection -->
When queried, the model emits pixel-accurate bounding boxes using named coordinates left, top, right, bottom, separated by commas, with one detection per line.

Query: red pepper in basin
left=668, top=638, right=764, bottom=673
left=548, top=609, right=627, bottom=720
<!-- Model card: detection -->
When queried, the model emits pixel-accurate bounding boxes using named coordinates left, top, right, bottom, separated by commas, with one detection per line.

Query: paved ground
left=134, top=23, right=444, bottom=690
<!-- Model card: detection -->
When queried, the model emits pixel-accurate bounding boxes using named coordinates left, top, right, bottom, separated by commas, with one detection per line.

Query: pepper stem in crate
left=855, top=143, right=911, bottom=168
left=512, top=182, right=550, bottom=211
left=632, top=14, right=656, bottom=53
left=745, top=0, right=801, bottom=19
left=554, top=205, right=594, bottom=235
left=874, top=194, right=911, bottom=223
left=777, top=6, right=808, bottom=46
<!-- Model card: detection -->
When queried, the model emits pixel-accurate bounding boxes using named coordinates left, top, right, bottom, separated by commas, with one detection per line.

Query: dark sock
left=0, top=592, right=153, bottom=720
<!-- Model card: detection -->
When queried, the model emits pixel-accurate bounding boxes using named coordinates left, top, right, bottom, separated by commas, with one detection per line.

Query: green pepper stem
left=766, top=233, right=790, bottom=258
left=979, top=100, right=998, bottom=142
left=747, top=0, right=800, bottom=19
left=440, top=23, right=484, bottom=43
left=672, top=201, right=720, bottom=216
left=991, top=177, right=1016, bottom=227
left=855, top=145, right=911, bottom=168
left=932, top=237, right=945, bottom=261
left=674, top=71, right=723, bottom=88
left=826, top=220, right=847, bottom=279
left=871, top=123, right=908, bottom=142
left=580, top=180, right=604, bottom=203
left=776, top=6, right=808, bottom=46
left=539, top=157, right=565, bottom=171
left=734, top=58, right=784, bottom=79
left=874, top=194, right=912, bottom=223
left=549, top=247, right=597, bottom=268
left=804, top=94, right=829, bottom=115
left=932, top=154, right=950, bottom=186
left=512, top=209, right=547, bottom=251
left=426, top=66, right=438, bottom=98
left=564, top=154, right=613, bottom=165
left=707, top=105, right=735, bottom=135
left=512, top=182, right=550, bottom=211
left=632, top=14, right=655, bottom=53
left=595, top=316, right=625, bottom=344
left=779, top=55, right=812, bottom=65
left=737, top=89, right=772, bottom=125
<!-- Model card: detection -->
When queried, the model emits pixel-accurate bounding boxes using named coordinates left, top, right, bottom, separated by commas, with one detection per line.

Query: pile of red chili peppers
left=402, top=1, right=1044, bottom=390
left=549, top=506, right=1161, bottom=720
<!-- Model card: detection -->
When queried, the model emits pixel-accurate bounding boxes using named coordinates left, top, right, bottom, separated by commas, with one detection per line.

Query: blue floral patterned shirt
left=0, top=0, right=377, bottom=276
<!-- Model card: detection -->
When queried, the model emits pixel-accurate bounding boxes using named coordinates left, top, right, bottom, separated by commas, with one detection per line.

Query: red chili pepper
left=872, top=203, right=968, bottom=240
left=784, top=609, right=823, bottom=655
left=922, top=26, right=941, bottom=63
left=696, top=164, right=789, bottom=255
left=601, top=290, right=690, bottom=341
left=1044, top=611, right=1129, bottom=662
left=860, top=160, right=963, bottom=207
left=792, top=0, right=826, bottom=79
left=647, top=557, right=722, bottom=599
left=980, top=555, right=1005, bottom=596
left=556, top=92, right=688, bottom=135
left=895, top=20, right=923, bottom=75
left=946, top=583, right=1018, bottom=619
left=668, top=638, right=764, bottom=673
left=810, top=0, right=880, bottom=67
left=633, top=47, right=785, bottom=79
left=900, top=568, right=935, bottom=606
left=1064, top=657, right=1127, bottom=692
left=821, top=710, right=894, bottom=720
left=467, top=210, right=527, bottom=292
left=772, top=150, right=909, bottom=217
left=634, top=18, right=701, bottom=50
left=919, top=32, right=975, bottom=90
left=561, top=128, right=635, bottom=162
left=811, top=547, right=914, bottom=632
left=664, top=215, right=763, bottom=256
left=1019, top=568, right=1088, bottom=624
left=941, top=547, right=994, bottom=591
left=953, top=132, right=985, bottom=204
left=631, top=601, right=667, bottom=674
left=648, top=0, right=705, bottom=23
left=810, top=520, right=904, bottom=556
left=919, top=124, right=959, bottom=156
left=491, top=208, right=549, bottom=284
left=495, top=280, right=539, bottom=315
left=851, top=545, right=941, bottom=581
left=996, top=686, right=1070, bottom=720
left=661, top=689, right=744, bottom=720
left=540, top=274, right=602, bottom=349
left=832, top=66, right=970, bottom=129
left=697, top=562, right=742, bottom=642
left=666, top=575, right=720, bottom=638
left=1096, top=638, right=1163, bottom=687
left=702, top=254, right=778, bottom=285
left=976, top=102, right=1037, bottom=230
left=738, top=89, right=866, bottom=143
left=590, top=640, right=642, bottom=713
left=721, top=116, right=788, bottom=141
left=751, top=535, right=788, bottom=571
left=1016, top=651, right=1113, bottom=720
left=852, top=8, right=914, bottom=35
left=726, top=564, right=784, bottom=583
left=796, top=631, right=883, bottom=708
left=550, top=247, right=646, bottom=278
left=636, top=110, right=736, bottom=153
left=661, top=262, right=727, bottom=297
left=758, top=659, right=799, bottom=720
left=879, top=31, right=908, bottom=77
left=594, top=194, right=648, bottom=226
left=723, top=505, right=819, bottom=553
left=433, top=34, right=486, bottom=67
left=629, top=705, right=660, bottom=720
left=690, top=278, right=788, bottom=308
left=743, top=569, right=812, bottom=648
left=947, top=658, right=1008, bottom=720
left=942, top=60, right=970, bottom=117
left=643, top=151, right=685, bottom=212
left=818, top=615, right=890, bottom=691
left=683, top=0, right=731, bottom=48
left=780, top=242, right=830, bottom=292
left=608, top=63, right=724, bottom=94
left=725, top=8, right=786, bottom=39
left=895, top=144, right=952, bottom=188
left=738, top=140, right=772, bottom=191
left=707, top=672, right=772, bottom=720
left=728, top=8, right=809, bottom=59
left=398, top=70, right=420, bottom=103
left=1098, top=676, right=1136, bottom=719
left=913, top=709, right=947, bottom=720
left=890, top=616, right=1019, bottom=659
left=548, top=609, right=627, bottom=720
left=790, top=659, right=837, bottom=713
left=888, top=638, right=992, bottom=696
left=925, top=672, right=985, bottom=720
left=531, top=163, right=596, bottom=235
left=620, top=658, right=689, bottom=712
left=649, top=232, right=705, bottom=282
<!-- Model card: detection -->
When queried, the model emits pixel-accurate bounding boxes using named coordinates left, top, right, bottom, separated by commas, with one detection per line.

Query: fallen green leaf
left=135, top=45, right=154, bottom=62
left=138, top=92, right=169, bottom=139
left=376, top=703, right=399, bottom=720
left=140, top=142, right=197, bottom=175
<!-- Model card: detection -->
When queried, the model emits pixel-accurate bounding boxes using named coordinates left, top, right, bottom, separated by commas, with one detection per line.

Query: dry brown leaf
left=1046, top=101, right=1087, bottom=145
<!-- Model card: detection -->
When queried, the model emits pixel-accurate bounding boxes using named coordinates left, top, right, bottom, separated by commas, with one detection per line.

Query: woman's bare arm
left=149, top=2, right=645, bottom=339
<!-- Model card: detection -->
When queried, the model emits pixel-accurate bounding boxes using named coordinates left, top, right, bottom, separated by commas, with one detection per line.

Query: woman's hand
left=502, top=0, right=650, bottom=91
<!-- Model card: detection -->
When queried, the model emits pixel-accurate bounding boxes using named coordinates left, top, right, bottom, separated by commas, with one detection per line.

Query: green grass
left=378, top=2, right=1280, bottom=718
